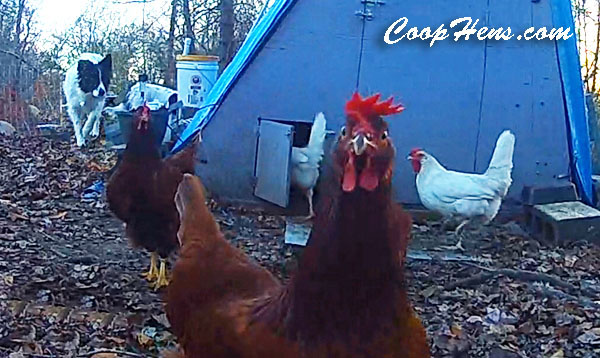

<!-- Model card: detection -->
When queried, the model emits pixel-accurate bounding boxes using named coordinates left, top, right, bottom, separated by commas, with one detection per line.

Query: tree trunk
left=219, top=0, right=235, bottom=72
left=182, top=0, right=195, bottom=53
left=13, top=0, right=26, bottom=50
left=590, top=1, right=600, bottom=93
left=165, top=0, right=178, bottom=88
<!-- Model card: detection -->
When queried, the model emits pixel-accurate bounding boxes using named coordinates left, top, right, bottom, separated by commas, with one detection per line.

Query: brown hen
left=167, top=93, right=430, bottom=357
left=106, top=105, right=197, bottom=289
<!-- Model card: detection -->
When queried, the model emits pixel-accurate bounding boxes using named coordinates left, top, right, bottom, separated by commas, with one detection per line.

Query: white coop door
left=254, top=120, right=294, bottom=207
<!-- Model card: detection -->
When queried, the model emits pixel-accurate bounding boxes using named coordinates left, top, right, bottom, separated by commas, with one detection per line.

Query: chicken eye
left=381, top=131, right=388, bottom=140
left=340, top=126, right=347, bottom=137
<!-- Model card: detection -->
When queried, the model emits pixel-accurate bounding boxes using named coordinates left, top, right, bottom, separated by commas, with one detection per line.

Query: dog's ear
left=77, top=60, right=94, bottom=75
left=77, top=60, right=97, bottom=92
left=99, top=54, right=112, bottom=68
left=99, top=54, right=113, bottom=87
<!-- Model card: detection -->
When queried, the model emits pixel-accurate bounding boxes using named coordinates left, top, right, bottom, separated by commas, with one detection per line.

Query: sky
left=34, top=0, right=276, bottom=38
left=33, top=0, right=172, bottom=40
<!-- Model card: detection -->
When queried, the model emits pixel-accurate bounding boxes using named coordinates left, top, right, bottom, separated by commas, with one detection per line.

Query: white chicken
left=409, top=130, right=516, bottom=250
left=291, top=112, right=327, bottom=219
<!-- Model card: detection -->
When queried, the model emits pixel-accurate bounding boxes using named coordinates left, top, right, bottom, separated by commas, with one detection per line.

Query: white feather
left=484, top=130, right=516, bottom=196
left=291, top=112, right=327, bottom=191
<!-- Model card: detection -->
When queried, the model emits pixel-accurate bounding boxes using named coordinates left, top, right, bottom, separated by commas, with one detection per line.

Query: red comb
left=136, top=104, right=151, bottom=130
left=345, top=92, right=404, bottom=120
left=141, top=103, right=150, bottom=117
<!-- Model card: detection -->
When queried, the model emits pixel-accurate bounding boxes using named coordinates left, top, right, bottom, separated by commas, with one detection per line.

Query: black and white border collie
left=63, top=53, right=112, bottom=147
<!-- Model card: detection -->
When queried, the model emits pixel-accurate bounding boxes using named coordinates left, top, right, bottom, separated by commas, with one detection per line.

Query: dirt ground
left=1, top=134, right=600, bottom=358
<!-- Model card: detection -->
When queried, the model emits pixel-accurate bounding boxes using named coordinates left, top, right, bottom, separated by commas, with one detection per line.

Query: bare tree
left=219, top=0, right=234, bottom=71
left=590, top=1, right=600, bottom=93
left=574, top=0, right=600, bottom=94
left=182, top=0, right=195, bottom=48
left=186, top=0, right=264, bottom=57
left=165, top=0, right=179, bottom=87
left=12, top=0, right=25, bottom=50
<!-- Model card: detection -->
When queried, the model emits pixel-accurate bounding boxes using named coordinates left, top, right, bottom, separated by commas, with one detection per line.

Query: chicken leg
left=152, top=258, right=170, bottom=290
left=301, top=188, right=315, bottom=221
left=443, top=219, right=468, bottom=251
left=142, top=252, right=159, bottom=281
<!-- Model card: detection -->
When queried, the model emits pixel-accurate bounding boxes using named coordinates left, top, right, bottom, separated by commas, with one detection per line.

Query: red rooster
left=106, top=105, right=197, bottom=289
left=167, top=93, right=429, bottom=357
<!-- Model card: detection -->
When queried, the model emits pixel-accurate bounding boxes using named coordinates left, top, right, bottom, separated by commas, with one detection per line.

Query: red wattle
left=411, top=159, right=421, bottom=173
left=359, top=166, right=379, bottom=191
left=342, top=156, right=357, bottom=192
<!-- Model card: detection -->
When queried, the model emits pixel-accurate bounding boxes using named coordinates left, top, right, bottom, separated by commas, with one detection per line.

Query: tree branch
left=528, top=283, right=600, bottom=309
left=0, top=48, right=37, bottom=69
left=76, top=349, right=157, bottom=358
left=445, top=265, right=599, bottom=299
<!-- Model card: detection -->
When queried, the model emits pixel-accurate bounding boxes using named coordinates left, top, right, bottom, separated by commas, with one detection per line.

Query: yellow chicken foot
left=152, top=258, right=170, bottom=290
left=142, top=252, right=159, bottom=281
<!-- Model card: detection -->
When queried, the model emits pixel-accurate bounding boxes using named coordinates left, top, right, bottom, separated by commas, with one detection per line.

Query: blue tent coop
left=174, top=0, right=594, bottom=208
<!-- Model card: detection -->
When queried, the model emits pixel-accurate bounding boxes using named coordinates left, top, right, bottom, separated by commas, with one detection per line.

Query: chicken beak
left=407, top=155, right=413, bottom=161
left=352, top=133, right=368, bottom=156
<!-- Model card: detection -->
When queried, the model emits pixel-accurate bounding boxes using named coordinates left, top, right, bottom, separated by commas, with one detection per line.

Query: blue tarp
left=172, top=0, right=295, bottom=152
left=552, top=0, right=595, bottom=204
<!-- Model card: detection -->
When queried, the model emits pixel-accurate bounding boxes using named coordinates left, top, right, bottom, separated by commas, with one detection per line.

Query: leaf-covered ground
left=0, top=134, right=599, bottom=358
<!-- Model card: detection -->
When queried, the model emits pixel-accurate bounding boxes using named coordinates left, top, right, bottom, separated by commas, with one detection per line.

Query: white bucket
left=176, top=55, right=219, bottom=108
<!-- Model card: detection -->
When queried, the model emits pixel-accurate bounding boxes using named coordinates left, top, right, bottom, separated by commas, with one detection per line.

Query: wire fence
left=0, top=50, right=63, bottom=135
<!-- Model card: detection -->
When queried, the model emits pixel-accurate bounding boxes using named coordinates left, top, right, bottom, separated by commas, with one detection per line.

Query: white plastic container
left=176, top=55, right=219, bottom=108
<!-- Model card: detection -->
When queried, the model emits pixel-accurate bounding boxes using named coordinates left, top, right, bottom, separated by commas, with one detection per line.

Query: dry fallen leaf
left=9, top=212, right=29, bottom=221
left=550, top=349, right=564, bottom=358
left=466, top=315, right=483, bottom=324
left=420, top=286, right=437, bottom=298
left=3, top=274, right=14, bottom=286
left=48, top=211, right=67, bottom=220
left=152, top=313, right=171, bottom=328
left=577, top=331, right=600, bottom=345
left=91, top=353, right=117, bottom=358
left=105, top=336, right=126, bottom=345
left=137, top=328, right=156, bottom=348
left=450, top=323, right=463, bottom=338
left=518, top=321, right=534, bottom=334
left=564, top=255, right=578, bottom=268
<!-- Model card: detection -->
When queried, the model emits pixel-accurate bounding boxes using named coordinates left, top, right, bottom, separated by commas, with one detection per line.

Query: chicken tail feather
left=305, top=112, right=327, bottom=165
left=484, top=130, right=516, bottom=194
left=165, top=136, right=198, bottom=174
